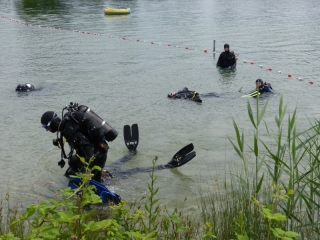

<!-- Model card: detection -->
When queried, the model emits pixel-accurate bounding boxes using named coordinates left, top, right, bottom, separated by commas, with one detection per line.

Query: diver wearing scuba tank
left=40, top=103, right=118, bottom=183
left=168, top=87, right=203, bottom=103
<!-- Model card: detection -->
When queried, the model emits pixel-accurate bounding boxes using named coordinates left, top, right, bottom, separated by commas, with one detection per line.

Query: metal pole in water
left=213, top=40, right=215, bottom=57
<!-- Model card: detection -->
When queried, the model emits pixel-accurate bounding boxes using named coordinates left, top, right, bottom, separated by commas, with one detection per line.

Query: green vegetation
left=1, top=95, right=320, bottom=239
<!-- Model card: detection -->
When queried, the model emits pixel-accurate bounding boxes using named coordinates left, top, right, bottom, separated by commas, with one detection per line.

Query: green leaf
left=237, top=235, right=249, bottom=240
left=255, top=173, right=264, bottom=194
left=254, top=134, right=258, bottom=157
left=257, top=97, right=269, bottom=126
left=247, top=101, right=257, bottom=129
left=285, top=231, right=299, bottom=238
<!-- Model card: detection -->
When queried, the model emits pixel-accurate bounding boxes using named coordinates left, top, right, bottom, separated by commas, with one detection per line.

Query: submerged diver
left=216, top=44, right=237, bottom=69
left=102, top=124, right=196, bottom=182
left=40, top=103, right=118, bottom=183
left=168, top=87, right=203, bottom=103
left=256, top=79, right=273, bottom=93
left=16, top=83, right=35, bottom=92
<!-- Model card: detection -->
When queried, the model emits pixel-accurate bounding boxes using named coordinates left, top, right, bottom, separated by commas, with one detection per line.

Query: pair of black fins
left=104, top=124, right=196, bottom=179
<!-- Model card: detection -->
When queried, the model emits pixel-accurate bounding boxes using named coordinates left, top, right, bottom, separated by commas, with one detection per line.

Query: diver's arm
left=216, top=53, right=223, bottom=68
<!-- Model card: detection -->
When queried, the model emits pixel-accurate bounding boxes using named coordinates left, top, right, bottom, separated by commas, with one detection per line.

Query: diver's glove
left=53, top=139, right=59, bottom=146
left=58, top=159, right=66, bottom=168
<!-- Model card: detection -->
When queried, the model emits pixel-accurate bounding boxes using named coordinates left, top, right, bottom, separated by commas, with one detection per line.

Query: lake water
left=1, top=0, right=320, bottom=209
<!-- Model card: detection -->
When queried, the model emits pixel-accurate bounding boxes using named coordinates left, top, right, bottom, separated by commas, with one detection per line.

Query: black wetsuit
left=216, top=51, right=236, bottom=69
left=168, top=87, right=202, bottom=103
left=258, top=83, right=273, bottom=93
left=60, top=114, right=108, bottom=183
left=16, top=84, right=35, bottom=92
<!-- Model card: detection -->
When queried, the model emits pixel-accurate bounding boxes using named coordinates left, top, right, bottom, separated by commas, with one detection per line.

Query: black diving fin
left=165, top=143, right=196, bottom=169
left=123, top=124, right=139, bottom=152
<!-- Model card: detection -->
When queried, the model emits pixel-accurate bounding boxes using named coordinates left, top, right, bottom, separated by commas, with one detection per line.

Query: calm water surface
left=1, top=0, right=320, bottom=209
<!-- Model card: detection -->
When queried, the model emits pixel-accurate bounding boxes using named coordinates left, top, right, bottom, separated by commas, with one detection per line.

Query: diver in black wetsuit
left=16, top=83, right=35, bottom=92
left=40, top=105, right=117, bottom=183
left=216, top=44, right=237, bottom=69
left=256, top=79, right=273, bottom=93
left=168, top=87, right=202, bottom=103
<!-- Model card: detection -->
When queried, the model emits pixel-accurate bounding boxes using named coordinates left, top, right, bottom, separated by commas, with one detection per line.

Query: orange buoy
left=288, top=74, right=292, bottom=77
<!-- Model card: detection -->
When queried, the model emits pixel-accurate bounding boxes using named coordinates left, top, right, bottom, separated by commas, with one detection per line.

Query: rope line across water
left=1, top=15, right=317, bottom=86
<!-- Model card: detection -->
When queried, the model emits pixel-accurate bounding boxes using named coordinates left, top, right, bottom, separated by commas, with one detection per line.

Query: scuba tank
left=63, top=102, right=118, bottom=142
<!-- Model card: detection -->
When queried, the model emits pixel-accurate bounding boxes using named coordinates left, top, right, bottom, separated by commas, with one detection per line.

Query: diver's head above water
left=41, top=111, right=61, bottom=133
left=256, top=79, right=264, bottom=88
left=224, top=43, right=230, bottom=53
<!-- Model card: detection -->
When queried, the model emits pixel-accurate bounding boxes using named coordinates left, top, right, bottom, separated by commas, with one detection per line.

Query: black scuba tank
left=71, top=105, right=118, bottom=142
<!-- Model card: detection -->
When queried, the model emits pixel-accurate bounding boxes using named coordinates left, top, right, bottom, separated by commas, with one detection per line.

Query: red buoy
left=151, top=42, right=154, bottom=44
left=204, top=50, right=207, bottom=53
left=288, top=74, right=292, bottom=78
left=168, top=44, right=171, bottom=46
left=309, top=80, right=314, bottom=84
left=268, top=68, right=272, bottom=71
left=236, top=57, right=238, bottom=60
left=250, top=62, right=254, bottom=64
left=137, top=39, right=139, bottom=41
left=122, top=37, right=126, bottom=40
left=185, top=46, right=188, bottom=49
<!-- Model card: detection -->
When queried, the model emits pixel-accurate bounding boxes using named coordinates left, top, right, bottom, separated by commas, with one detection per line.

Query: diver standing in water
left=40, top=103, right=118, bottom=183
left=216, top=44, right=237, bottom=69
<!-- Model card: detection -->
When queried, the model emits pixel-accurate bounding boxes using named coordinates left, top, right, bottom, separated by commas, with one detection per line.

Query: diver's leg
left=90, top=150, right=108, bottom=183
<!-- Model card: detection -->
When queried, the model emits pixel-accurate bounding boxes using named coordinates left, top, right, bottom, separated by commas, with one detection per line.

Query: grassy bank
left=1, top=96, right=319, bottom=239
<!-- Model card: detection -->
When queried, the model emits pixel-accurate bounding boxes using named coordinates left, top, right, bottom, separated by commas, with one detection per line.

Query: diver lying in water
left=168, top=87, right=202, bottom=103
left=168, top=87, right=220, bottom=103
left=16, top=83, right=35, bottom=92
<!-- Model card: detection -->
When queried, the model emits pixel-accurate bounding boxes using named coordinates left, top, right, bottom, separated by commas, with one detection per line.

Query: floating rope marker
left=297, top=77, right=302, bottom=81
